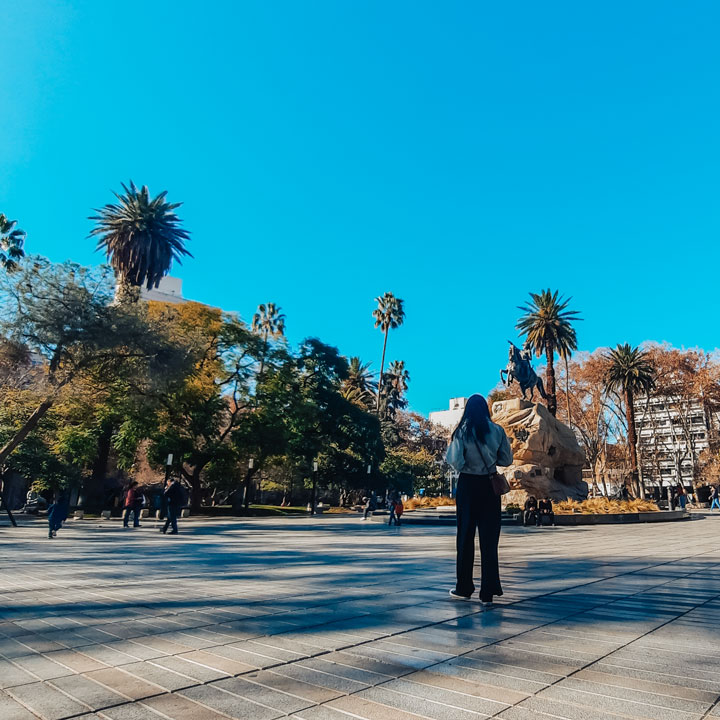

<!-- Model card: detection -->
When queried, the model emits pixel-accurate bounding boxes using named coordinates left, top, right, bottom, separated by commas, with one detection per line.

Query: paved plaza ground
left=1, top=514, right=720, bottom=720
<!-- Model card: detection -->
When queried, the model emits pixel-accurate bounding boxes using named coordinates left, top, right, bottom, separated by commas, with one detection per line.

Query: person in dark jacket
left=523, top=496, right=538, bottom=526
left=123, top=481, right=143, bottom=528
left=538, top=496, right=555, bottom=526
left=161, top=478, right=183, bottom=534
left=47, top=492, right=70, bottom=539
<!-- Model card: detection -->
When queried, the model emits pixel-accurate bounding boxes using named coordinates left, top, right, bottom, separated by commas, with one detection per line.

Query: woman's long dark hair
left=451, top=394, right=491, bottom=443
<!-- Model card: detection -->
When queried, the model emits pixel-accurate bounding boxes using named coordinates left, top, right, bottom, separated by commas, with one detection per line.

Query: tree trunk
left=544, top=341, right=557, bottom=416
left=189, top=469, right=203, bottom=513
left=376, top=328, right=389, bottom=413
left=564, top=354, right=572, bottom=427
left=243, top=468, right=258, bottom=510
left=85, top=423, right=113, bottom=509
left=625, top=388, right=641, bottom=498
left=0, top=398, right=55, bottom=467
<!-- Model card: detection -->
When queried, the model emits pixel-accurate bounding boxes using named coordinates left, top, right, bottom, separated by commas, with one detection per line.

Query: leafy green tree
left=284, top=340, right=383, bottom=505
left=516, top=289, right=581, bottom=416
left=605, top=343, right=655, bottom=497
left=0, top=214, right=25, bottom=271
left=381, top=446, right=440, bottom=496
left=372, top=292, right=405, bottom=412
left=140, top=303, right=264, bottom=511
left=89, top=181, right=191, bottom=302
left=0, top=258, right=186, bottom=467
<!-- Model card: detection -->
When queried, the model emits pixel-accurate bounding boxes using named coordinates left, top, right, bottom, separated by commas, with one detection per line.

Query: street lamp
left=311, top=461, right=318, bottom=515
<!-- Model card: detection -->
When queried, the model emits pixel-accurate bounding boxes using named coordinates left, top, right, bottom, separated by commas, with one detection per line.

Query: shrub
left=555, top=498, right=659, bottom=514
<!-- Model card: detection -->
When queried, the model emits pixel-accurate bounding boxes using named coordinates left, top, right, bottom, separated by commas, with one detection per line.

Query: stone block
left=100, top=510, right=111, bottom=519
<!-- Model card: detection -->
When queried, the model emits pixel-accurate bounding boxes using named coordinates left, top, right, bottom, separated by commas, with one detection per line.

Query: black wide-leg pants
left=455, top=472, right=503, bottom=600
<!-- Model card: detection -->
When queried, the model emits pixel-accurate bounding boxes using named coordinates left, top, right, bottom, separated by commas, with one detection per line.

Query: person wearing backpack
left=161, top=477, right=184, bottom=535
left=445, top=394, right=513, bottom=606
left=123, top=481, right=144, bottom=528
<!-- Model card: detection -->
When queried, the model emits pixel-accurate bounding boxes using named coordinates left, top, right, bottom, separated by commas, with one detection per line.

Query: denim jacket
left=445, top=422, right=513, bottom=475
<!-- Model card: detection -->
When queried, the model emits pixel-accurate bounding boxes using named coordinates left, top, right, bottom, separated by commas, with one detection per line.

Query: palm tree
left=342, top=357, right=378, bottom=409
left=89, top=181, right=191, bottom=302
left=604, top=343, right=655, bottom=498
left=373, top=292, right=405, bottom=412
left=379, top=360, right=410, bottom=419
left=516, top=289, right=581, bottom=416
left=0, top=214, right=25, bottom=271
left=251, top=303, right=286, bottom=380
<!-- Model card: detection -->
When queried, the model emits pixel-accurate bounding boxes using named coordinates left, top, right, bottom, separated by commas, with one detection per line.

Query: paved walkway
left=1, top=513, right=720, bottom=720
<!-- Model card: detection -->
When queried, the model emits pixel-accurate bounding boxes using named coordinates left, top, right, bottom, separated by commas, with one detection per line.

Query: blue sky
left=2, top=1, right=719, bottom=415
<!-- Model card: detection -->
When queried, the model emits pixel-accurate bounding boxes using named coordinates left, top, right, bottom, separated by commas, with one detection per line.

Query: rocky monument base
left=491, top=398, right=588, bottom=505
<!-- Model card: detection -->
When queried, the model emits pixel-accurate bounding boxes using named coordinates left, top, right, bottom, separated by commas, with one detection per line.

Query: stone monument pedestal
left=491, top=398, right=588, bottom=504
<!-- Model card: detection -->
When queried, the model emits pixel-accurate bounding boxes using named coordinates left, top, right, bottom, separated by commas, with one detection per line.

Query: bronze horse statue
left=500, top=342, right=547, bottom=402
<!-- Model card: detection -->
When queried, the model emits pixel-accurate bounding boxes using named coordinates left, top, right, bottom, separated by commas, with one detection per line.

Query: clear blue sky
left=3, top=1, right=719, bottom=415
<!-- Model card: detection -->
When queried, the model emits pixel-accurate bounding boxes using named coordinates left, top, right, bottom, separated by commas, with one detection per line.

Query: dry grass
left=403, top=496, right=456, bottom=511
left=555, top=498, right=660, bottom=515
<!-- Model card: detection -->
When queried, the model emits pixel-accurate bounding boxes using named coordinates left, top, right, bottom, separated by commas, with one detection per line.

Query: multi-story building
left=635, top=394, right=715, bottom=487
left=429, top=397, right=467, bottom=431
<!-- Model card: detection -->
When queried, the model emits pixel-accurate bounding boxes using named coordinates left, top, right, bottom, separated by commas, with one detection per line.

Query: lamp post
left=164, top=454, right=173, bottom=487
left=311, top=461, right=318, bottom=515
left=243, top=458, right=254, bottom=510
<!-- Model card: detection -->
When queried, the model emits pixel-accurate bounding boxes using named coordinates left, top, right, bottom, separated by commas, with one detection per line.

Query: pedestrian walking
left=123, top=481, right=144, bottom=528
left=393, top=497, right=404, bottom=525
left=47, top=492, right=69, bottom=539
left=445, top=394, right=513, bottom=606
left=161, top=477, right=184, bottom=535
left=388, top=495, right=404, bottom=526
left=710, top=485, right=720, bottom=511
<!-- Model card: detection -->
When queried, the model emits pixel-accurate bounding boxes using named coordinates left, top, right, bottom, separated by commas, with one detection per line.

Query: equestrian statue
left=500, top=342, right=547, bottom=402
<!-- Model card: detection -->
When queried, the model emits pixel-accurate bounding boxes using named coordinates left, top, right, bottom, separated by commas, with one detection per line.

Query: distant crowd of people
left=40, top=476, right=187, bottom=539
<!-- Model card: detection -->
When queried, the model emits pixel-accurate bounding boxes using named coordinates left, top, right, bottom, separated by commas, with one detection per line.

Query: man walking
left=161, top=477, right=184, bottom=535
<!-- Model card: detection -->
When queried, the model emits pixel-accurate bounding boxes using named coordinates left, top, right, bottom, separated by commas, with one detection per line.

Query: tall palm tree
left=516, top=289, right=580, bottom=416
left=604, top=343, right=655, bottom=498
left=0, top=214, right=25, bottom=272
left=373, top=292, right=405, bottom=412
left=342, top=357, right=377, bottom=409
left=252, top=303, right=286, bottom=380
left=90, top=181, right=191, bottom=302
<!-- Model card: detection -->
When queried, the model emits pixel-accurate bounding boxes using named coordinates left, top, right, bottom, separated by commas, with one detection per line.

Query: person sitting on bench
left=523, top=496, right=538, bottom=526
left=538, top=496, right=555, bottom=526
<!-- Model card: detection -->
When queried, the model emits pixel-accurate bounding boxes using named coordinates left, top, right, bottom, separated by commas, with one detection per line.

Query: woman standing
left=446, top=394, right=513, bottom=605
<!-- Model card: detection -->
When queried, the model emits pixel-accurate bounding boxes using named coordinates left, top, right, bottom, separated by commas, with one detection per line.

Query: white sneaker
left=449, top=589, right=472, bottom=600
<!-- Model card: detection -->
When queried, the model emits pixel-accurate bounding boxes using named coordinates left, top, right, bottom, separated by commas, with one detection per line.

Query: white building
left=140, top=276, right=186, bottom=304
left=635, top=394, right=715, bottom=487
left=429, top=397, right=467, bottom=431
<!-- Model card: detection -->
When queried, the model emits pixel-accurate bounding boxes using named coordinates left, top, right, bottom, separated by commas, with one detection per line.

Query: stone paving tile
left=140, top=692, right=241, bottom=719
left=240, top=670, right=346, bottom=703
left=536, top=683, right=707, bottom=720
left=211, top=675, right=316, bottom=714
left=6, top=681, right=91, bottom=719
left=324, top=694, right=437, bottom=719
left=178, top=684, right=283, bottom=719
left=0, top=690, right=40, bottom=720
